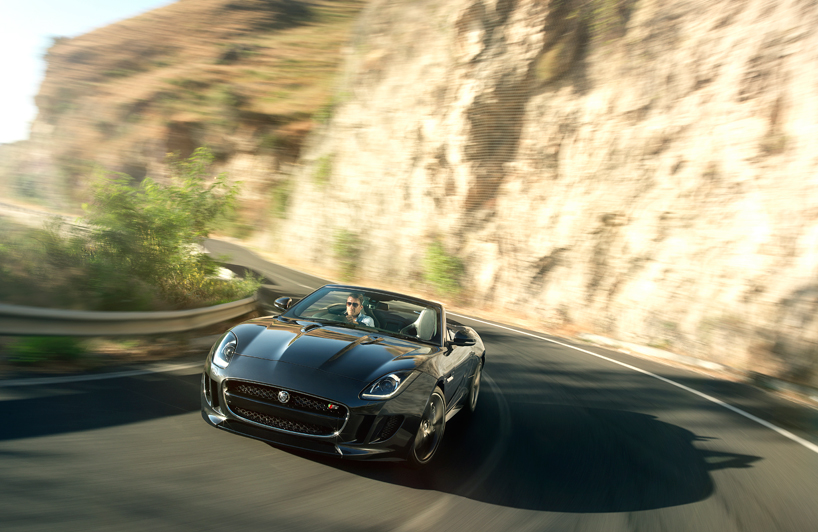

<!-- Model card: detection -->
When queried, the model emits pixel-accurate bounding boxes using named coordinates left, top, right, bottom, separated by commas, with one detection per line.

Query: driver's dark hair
left=348, top=291, right=364, bottom=302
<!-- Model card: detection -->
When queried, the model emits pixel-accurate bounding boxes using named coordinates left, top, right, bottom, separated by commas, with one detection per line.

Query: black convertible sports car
left=201, top=284, right=485, bottom=466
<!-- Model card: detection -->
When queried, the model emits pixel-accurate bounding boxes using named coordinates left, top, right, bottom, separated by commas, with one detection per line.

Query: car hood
left=230, top=318, right=434, bottom=382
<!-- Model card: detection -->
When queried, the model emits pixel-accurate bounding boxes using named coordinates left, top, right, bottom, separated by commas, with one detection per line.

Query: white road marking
left=0, top=362, right=203, bottom=388
left=450, top=312, right=818, bottom=455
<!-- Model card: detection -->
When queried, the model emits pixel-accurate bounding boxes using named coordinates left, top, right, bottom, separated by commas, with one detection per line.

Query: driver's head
left=346, top=292, right=364, bottom=317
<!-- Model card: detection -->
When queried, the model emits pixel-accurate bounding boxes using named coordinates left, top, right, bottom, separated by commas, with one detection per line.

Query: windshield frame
left=283, top=285, right=445, bottom=347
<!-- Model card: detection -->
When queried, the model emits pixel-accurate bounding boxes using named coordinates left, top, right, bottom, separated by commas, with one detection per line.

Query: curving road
left=1, top=240, right=816, bottom=531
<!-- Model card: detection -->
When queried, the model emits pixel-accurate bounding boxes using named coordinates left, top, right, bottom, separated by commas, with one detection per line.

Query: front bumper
left=201, top=355, right=437, bottom=460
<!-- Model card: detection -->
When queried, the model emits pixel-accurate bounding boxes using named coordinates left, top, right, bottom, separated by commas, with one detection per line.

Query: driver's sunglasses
left=346, top=302, right=360, bottom=308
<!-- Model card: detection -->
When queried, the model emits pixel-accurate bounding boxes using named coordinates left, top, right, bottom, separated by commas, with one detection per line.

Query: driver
left=345, top=292, right=375, bottom=327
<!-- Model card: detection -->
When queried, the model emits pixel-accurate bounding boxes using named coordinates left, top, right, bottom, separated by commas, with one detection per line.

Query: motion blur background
left=1, top=0, right=817, bottom=389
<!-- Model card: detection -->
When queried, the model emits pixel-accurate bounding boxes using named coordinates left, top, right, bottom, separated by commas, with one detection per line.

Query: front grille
left=234, top=407, right=324, bottom=435
left=224, top=380, right=348, bottom=437
left=229, top=382, right=347, bottom=418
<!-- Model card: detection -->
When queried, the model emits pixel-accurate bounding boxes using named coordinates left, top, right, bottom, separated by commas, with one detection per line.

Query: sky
left=0, top=0, right=175, bottom=144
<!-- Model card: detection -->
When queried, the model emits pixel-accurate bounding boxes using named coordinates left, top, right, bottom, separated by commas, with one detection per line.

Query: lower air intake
left=233, top=406, right=326, bottom=436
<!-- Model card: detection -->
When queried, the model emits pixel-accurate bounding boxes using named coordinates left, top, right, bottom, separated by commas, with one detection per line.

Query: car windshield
left=287, top=288, right=441, bottom=344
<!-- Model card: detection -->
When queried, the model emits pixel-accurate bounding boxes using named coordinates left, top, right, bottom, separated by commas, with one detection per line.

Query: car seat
left=415, top=308, right=437, bottom=341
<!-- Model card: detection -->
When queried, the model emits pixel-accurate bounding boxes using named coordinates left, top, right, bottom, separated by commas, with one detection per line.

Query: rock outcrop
left=278, top=0, right=818, bottom=387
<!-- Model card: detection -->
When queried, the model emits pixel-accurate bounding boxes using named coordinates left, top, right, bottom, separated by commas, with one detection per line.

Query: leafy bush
left=579, top=0, right=635, bottom=45
left=270, top=179, right=293, bottom=219
left=83, top=147, right=249, bottom=307
left=259, top=133, right=286, bottom=153
left=8, top=336, right=86, bottom=364
left=215, top=85, right=246, bottom=111
left=314, top=155, right=333, bottom=186
left=13, top=173, right=42, bottom=200
left=423, top=241, right=465, bottom=296
left=333, top=229, right=362, bottom=282
left=0, top=147, right=259, bottom=311
left=314, top=91, right=351, bottom=124
left=535, top=38, right=574, bottom=83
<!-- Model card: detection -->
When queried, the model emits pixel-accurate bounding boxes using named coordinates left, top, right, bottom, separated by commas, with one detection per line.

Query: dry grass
left=35, top=0, right=366, bottom=200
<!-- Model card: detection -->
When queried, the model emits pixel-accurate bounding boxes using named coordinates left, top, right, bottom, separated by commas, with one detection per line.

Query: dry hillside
left=8, top=0, right=364, bottom=225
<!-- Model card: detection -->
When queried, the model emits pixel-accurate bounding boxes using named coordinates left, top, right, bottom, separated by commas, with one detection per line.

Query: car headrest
left=416, top=308, right=437, bottom=341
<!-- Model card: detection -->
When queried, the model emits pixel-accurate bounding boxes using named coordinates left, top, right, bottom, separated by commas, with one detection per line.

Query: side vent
left=371, top=415, right=404, bottom=443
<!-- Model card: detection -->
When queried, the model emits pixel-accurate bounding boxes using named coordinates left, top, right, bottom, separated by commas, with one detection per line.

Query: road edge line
left=450, top=312, right=818, bottom=455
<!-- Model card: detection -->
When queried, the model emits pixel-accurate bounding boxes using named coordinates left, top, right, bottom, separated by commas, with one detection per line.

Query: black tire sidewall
left=406, top=386, right=446, bottom=468
left=466, top=361, right=482, bottom=414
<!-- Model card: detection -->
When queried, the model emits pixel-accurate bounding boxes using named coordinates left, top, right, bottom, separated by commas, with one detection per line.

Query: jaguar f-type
left=201, top=284, right=485, bottom=466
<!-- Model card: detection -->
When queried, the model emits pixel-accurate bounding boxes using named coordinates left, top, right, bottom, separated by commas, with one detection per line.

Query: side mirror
left=274, top=297, right=294, bottom=311
left=450, top=330, right=476, bottom=347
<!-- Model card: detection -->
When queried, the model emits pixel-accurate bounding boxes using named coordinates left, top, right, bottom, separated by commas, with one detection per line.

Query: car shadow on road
left=289, top=382, right=761, bottom=513
left=0, top=371, right=202, bottom=441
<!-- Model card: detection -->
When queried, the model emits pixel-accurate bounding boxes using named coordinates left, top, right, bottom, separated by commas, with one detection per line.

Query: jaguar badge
left=278, top=390, right=290, bottom=403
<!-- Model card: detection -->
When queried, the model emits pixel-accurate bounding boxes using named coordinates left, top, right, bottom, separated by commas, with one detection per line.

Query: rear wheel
left=407, top=387, right=446, bottom=467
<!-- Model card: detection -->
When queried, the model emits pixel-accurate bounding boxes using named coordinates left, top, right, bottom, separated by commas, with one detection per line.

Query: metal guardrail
left=0, top=294, right=258, bottom=336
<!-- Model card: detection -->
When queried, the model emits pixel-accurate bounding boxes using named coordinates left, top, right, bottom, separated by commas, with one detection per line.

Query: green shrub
left=423, top=241, right=465, bottom=296
left=84, top=147, right=246, bottom=307
left=103, top=69, right=138, bottom=78
left=13, top=174, right=42, bottom=200
left=8, top=336, right=86, bottom=364
left=215, top=85, right=246, bottom=110
left=314, top=155, right=333, bottom=186
left=333, top=229, right=362, bottom=282
left=581, top=0, right=635, bottom=45
left=535, top=37, right=577, bottom=82
left=270, top=179, right=293, bottom=219
left=314, top=99, right=334, bottom=124
left=0, top=148, right=258, bottom=311
left=314, top=91, right=351, bottom=124
left=224, top=220, right=255, bottom=240
left=259, top=133, right=286, bottom=153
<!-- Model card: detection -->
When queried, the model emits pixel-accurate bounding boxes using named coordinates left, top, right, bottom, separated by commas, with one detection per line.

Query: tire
left=407, top=386, right=446, bottom=468
left=465, top=360, right=482, bottom=415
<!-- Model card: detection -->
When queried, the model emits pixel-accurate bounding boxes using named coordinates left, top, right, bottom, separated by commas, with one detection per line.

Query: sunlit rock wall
left=278, top=0, right=818, bottom=386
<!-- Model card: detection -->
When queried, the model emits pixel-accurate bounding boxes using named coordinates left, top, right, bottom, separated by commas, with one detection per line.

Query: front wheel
left=466, top=361, right=482, bottom=414
left=407, top=387, right=446, bottom=467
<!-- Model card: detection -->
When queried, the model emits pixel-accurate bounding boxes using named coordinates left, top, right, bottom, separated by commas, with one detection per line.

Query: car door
left=442, top=327, right=474, bottom=409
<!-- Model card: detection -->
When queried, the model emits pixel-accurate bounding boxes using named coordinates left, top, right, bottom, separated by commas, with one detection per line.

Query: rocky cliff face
left=278, top=0, right=818, bottom=386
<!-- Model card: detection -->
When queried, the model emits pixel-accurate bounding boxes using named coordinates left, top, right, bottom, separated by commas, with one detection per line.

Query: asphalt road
left=1, top=240, right=816, bottom=531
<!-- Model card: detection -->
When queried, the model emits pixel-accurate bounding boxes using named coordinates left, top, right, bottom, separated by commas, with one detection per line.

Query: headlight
left=212, top=331, right=238, bottom=369
left=361, top=372, right=413, bottom=400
